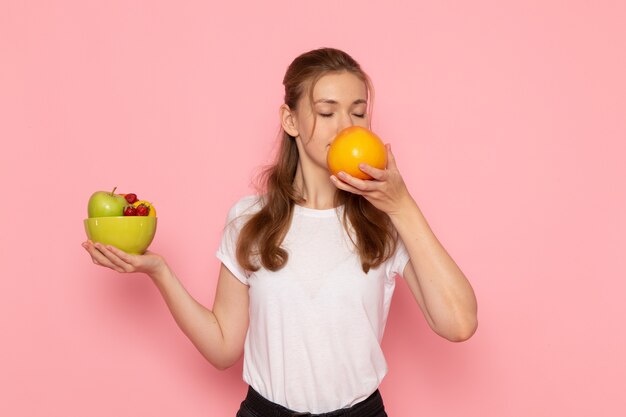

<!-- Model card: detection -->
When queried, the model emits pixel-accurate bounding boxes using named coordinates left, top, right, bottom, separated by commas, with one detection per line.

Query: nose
left=337, top=113, right=354, bottom=134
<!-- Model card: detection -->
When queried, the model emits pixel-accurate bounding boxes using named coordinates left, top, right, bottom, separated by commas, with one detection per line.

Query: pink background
left=1, top=1, right=624, bottom=415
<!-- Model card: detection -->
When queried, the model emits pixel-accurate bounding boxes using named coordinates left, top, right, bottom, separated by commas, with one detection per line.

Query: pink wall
left=1, top=1, right=624, bottom=415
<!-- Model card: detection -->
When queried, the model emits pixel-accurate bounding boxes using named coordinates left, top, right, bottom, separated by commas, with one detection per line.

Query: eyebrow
left=314, top=99, right=367, bottom=105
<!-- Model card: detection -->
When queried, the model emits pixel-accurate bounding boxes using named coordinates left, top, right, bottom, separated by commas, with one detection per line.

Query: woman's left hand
left=331, top=144, right=414, bottom=215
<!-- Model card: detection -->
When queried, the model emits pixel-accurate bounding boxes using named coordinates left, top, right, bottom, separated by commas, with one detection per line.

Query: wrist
left=147, top=256, right=170, bottom=283
left=388, top=194, right=419, bottom=220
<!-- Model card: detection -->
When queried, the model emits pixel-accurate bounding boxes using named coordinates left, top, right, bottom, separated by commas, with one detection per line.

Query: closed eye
left=319, top=113, right=366, bottom=118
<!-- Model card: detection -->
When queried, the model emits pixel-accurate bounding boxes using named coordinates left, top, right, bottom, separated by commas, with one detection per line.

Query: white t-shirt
left=216, top=195, right=410, bottom=413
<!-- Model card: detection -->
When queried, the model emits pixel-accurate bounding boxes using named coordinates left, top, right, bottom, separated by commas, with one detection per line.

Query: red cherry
left=125, top=193, right=138, bottom=204
left=123, top=206, right=138, bottom=216
left=136, top=204, right=150, bottom=216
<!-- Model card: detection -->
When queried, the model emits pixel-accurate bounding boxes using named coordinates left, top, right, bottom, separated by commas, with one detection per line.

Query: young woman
left=82, top=47, right=478, bottom=416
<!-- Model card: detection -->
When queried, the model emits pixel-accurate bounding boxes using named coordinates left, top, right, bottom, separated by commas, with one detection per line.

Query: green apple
left=88, top=187, right=127, bottom=218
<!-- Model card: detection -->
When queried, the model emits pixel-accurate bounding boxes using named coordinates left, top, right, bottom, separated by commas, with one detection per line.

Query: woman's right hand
left=82, top=240, right=167, bottom=278
left=82, top=240, right=251, bottom=369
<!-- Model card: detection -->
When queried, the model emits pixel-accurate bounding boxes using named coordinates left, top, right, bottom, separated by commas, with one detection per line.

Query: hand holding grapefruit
left=327, top=126, right=387, bottom=180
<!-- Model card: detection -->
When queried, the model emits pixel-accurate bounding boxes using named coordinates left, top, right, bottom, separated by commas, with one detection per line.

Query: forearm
left=149, top=264, right=235, bottom=369
left=390, top=197, right=478, bottom=340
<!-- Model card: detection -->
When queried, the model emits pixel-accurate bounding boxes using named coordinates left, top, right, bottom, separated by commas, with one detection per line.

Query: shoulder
left=225, top=194, right=264, bottom=223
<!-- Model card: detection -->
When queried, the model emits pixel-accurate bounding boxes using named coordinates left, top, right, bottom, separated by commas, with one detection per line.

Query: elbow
left=213, top=362, right=234, bottom=371
left=199, top=340, right=244, bottom=370
left=211, top=357, right=239, bottom=371
left=434, top=316, right=478, bottom=343
left=447, top=318, right=478, bottom=342
left=208, top=350, right=243, bottom=371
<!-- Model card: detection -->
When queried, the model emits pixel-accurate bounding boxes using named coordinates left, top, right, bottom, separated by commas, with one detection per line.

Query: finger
left=358, top=163, right=387, bottom=181
left=331, top=175, right=364, bottom=195
left=336, top=171, right=376, bottom=192
left=386, top=143, right=398, bottom=170
left=84, top=242, right=125, bottom=272
left=98, top=245, right=137, bottom=272
left=105, top=244, right=138, bottom=266
left=82, top=240, right=105, bottom=264
left=94, top=243, right=135, bottom=272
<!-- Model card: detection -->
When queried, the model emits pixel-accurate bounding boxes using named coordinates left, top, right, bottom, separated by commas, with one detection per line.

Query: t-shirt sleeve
left=215, top=200, right=251, bottom=286
left=386, top=236, right=410, bottom=280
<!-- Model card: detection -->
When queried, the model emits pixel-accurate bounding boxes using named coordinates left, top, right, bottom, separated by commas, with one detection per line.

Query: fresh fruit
left=85, top=188, right=158, bottom=253
left=133, top=200, right=156, bottom=217
left=124, top=193, right=138, bottom=204
left=135, top=204, right=149, bottom=216
left=87, top=187, right=128, bottom=218
left=327, top=126, right=387, bottom=180
left=123, top=206, right=138, bottom=216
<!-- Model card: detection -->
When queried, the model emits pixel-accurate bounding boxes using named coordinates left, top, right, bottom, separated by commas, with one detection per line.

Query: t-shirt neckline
left=294, top=203, right=343, bottom=218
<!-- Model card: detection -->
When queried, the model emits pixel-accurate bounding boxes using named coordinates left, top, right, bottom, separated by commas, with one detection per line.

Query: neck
left=293, top=162, right=337, bottom=210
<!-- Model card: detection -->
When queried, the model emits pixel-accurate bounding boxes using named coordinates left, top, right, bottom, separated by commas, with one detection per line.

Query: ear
left=279, top=104, right=299, bottom=137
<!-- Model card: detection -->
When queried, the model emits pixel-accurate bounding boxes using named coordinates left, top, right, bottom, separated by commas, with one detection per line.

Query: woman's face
left=291, top=71, right=370, bottom=175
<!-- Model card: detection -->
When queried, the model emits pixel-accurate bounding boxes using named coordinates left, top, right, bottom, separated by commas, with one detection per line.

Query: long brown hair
left=236, top=47, right=398, bottom=274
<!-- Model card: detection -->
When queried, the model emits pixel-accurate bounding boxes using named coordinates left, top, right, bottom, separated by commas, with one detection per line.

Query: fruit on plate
left=87, top=187, right=128, bottom=218
left=123, top=205, right=138, bottom=216
left=84, top=187, right=157, bottom=254
left=327, top=126, right=387, bottom=180
left=123, top=193, right=138, bottom=204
